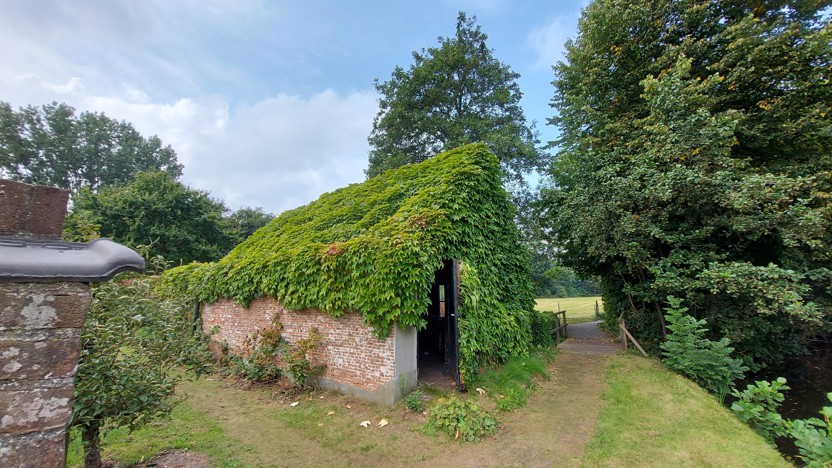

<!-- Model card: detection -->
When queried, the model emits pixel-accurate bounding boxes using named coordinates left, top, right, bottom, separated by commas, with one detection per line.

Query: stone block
left=0, top=329, right=81, bottom=381
left=0, top=381, right=74, bottom=435
left=0, top=428, right=67, bottom=468
left=0, top=283, right=89, bottom=330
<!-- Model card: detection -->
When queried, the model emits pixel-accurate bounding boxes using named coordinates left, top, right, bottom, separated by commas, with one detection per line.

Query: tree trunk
left=82, top=423, right=102, bottom=468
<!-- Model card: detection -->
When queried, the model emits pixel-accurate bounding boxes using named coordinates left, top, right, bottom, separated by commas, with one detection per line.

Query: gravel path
left=558, top=320, right=621, bottom=356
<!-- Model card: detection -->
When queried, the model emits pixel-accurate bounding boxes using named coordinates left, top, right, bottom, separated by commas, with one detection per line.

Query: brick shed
left=164, top=144, right=535, bottom=404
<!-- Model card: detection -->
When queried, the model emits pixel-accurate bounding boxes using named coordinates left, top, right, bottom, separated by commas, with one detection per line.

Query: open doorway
left=417, top=259, right=460, bottom=389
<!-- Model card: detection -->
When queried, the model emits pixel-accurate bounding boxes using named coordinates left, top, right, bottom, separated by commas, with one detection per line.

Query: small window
left=439, top=285, right=446, bottom=318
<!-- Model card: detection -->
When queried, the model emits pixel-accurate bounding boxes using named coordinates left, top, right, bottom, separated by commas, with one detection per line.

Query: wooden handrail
left=618, top=313, right=648, bottom=357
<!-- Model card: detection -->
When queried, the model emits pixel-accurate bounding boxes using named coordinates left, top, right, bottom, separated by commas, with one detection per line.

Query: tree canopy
left=222, top=206, right=275, bottom=246
left=0, top=101, right=181, bottom=193
left=366, top=12, right=544, bottom=187
left=65, top=172, right=234, bottom=265
left=545, top=0, right=831, bottom=365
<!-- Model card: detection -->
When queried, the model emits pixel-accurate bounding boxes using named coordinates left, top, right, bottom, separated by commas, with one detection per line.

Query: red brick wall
left=202, top=299, right=395, bottom=391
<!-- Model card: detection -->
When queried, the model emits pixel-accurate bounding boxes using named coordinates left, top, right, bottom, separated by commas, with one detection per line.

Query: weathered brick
left=203, top=299, right=396, bottom=391
left=0, top=382, right=74, bottom=435
left=0, top=329, right=81, bottom=381
left=0, top=428, right=67, bottom=468
left=0, top=179, right=69, bottom=239
left=0, top=283, right=90, bottom=330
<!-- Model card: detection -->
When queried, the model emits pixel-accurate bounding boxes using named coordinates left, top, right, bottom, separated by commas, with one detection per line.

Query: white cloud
left=0, top=0, right=379, bottom=216
left=527, top=11, right=582, bottom=70
left=187, top=90, right=378, bottom=214
left=63, top=89, right=378, bottom=215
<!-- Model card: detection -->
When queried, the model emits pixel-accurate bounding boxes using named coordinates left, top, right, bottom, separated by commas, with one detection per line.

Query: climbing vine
left=162, top=143, right=535, bottom=378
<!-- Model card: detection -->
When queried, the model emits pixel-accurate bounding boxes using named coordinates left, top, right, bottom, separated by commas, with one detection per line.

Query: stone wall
left=0, top=282, right=90, bottom=467
left=202, top=299, right=417, bottom=404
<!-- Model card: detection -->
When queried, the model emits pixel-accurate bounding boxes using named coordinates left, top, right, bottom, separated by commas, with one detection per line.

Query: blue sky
left=1, top=0, right=586, bottom=214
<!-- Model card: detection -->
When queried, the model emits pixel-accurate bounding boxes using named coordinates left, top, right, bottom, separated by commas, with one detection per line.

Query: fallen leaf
left=359, top=420, right=371, bottom=428
left=475, top=387, right=486, bottom=396
left=378, top=419, right=389, bottom=427
left=290, top=401, right=299, bottom=407
left=327, top=411, right=336, bottom=416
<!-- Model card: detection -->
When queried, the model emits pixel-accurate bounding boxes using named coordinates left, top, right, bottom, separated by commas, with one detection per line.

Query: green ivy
left=162, top=143, right=535, bottom=380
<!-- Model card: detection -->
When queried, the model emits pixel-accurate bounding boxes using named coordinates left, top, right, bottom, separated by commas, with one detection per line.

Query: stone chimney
left=0, top=179, right=144, bottom=467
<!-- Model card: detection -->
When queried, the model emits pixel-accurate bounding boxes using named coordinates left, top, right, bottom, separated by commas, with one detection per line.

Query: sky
left=0, top=0, right=587, bottom=215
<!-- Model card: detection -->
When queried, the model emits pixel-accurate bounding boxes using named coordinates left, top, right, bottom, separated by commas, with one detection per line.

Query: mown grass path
left=431, top=351, right=612, bottom=467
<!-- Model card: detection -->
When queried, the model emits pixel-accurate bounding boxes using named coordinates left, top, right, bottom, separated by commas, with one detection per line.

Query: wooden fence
left=553, top=310, right=568, bottom=342
left=618, top=313, right=648, bottom=356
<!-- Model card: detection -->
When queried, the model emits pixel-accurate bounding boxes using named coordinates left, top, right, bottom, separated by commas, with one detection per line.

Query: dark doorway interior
left=417, top=260, right=460, bottom=389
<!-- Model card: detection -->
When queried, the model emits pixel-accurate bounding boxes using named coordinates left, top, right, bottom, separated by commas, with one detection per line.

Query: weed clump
left=424, top=398, right=497, bottom=442
left=404, top=389, right=425, bottom=412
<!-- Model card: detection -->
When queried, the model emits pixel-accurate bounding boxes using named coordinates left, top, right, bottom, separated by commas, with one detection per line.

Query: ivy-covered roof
left=164, top=143, right=533, bottom=361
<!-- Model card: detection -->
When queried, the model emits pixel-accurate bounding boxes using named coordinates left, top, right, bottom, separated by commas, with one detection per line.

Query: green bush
left=660, top=296, right=747, bottom=401
left=226, top=316, right=283, bottom=383
left=529, top=310, right=556, bottom=347
left=730, top=377, right=791, bottom=445
left=425, top=398, right=497, bottom=442
left=791, top=393, right=832, bottom=467
left=283, top=328, right=326, bottom=387
left=228, top=354, right=281, bottom=383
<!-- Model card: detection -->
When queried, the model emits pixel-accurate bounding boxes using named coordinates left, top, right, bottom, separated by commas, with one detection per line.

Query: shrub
left=791, top=393, right=832, bottom=467
left=425, top=398, right=497, bottom=442
left=730, top=377, right=791, bottom=445
left=283, top=327, right=326, bottom=387
left=228, top=316, right=283, bottom=382
left=660, top=296, right=747, bottom=401
left=528, top=310, right=556, bottom=346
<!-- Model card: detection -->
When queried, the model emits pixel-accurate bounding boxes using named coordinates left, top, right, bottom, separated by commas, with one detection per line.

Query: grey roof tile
left=0, top=237, right=145, bottom=283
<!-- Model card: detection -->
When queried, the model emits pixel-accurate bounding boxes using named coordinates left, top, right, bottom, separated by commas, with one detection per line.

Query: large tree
left=65, top=172, right=233, bottom=265
left=366, top=12, right=544, bottom=187
left=545, top=0, right=831, bottom=365
left=0, top=101, right=181, bottom=193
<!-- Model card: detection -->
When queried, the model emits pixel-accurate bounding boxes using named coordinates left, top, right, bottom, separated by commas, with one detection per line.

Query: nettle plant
left=163, top=144, right=535, bottom=380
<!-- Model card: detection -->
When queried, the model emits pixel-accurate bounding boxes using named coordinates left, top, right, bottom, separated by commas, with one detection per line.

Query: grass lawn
left=67, top=351, right=788, bottom=467
left=581, top=354, right=789, bottom=467
left=535, top=296, right=603, bottom=324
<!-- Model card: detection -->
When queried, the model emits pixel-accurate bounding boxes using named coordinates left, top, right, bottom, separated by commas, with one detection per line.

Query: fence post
left=619, top=313, right=628, bottom=351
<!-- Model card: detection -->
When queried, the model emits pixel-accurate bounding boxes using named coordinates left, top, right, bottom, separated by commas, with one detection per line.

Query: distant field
left=535, top=296, right=603, bottom=324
